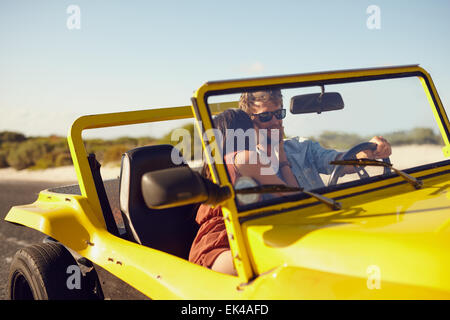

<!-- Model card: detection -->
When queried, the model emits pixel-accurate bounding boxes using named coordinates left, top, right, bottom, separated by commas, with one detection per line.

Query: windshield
left=201, top=75, right=448, bottom=210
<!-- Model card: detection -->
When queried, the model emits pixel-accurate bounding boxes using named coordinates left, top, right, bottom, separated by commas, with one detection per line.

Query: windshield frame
left=190, top=64, right=450, bottom=281
left=193, top=65, right=449, bottom=210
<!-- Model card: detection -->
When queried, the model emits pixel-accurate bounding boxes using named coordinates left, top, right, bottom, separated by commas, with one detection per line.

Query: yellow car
left=5, top=65, right=450, bottom=300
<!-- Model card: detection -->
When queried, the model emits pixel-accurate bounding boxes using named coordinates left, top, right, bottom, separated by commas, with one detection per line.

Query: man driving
left=238, top=89, right=392, bottom=190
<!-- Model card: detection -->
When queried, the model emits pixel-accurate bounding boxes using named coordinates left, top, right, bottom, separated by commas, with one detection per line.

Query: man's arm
left=341, top=136, right=392, bottom=174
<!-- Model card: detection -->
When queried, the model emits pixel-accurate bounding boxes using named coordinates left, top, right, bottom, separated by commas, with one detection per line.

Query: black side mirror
left=290, top=92, right=344, bottom=114
left=141, top=166, right=231, bottom=209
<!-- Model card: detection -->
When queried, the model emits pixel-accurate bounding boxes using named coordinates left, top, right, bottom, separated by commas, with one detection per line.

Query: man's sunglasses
left=252, top=109, right=286, bottom=123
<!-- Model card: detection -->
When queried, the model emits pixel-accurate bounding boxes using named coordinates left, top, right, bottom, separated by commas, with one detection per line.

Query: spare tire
left=7, top=242, right=90, bottom=300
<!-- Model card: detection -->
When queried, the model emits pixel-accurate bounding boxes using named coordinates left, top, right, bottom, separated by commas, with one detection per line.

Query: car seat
left=119, top=144, right=199, bottom=260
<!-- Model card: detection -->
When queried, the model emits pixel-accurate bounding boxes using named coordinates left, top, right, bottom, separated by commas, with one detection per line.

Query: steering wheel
left=328, top=142, right=391, bottom=186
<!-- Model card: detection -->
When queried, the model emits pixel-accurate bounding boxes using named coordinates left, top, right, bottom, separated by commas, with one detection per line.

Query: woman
left=188, top=109, right=299, bottom=275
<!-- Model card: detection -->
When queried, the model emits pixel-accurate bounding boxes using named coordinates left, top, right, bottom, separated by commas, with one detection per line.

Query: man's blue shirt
left=283, top=137, right=342, bottom=190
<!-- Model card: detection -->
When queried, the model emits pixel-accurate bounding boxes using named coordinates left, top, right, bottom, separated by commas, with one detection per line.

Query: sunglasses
left=252, top=109, right=286, bottom=123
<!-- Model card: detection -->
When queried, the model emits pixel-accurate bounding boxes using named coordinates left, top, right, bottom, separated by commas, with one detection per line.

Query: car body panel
left=243, top=167, right=450, bottom=295
left=5, top=190, right=245, bottom=299
left=245, top=265, right=450, bottom=299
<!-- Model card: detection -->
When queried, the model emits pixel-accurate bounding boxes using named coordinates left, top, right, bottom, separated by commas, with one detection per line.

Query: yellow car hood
left=243, top=173, right=450, bottom=294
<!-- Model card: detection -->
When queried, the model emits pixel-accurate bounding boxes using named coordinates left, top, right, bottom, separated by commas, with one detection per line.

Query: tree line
left=0, top=127, right=444, bottom=170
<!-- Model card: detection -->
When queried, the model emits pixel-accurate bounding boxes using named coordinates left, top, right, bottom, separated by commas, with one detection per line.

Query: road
left=0, top=180, right=147, bottom=300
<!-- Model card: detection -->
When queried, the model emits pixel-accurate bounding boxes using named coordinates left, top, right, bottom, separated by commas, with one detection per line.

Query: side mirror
left=141, top=166, right=231, bottom=209
left=290, top=92, right=344, bottom=114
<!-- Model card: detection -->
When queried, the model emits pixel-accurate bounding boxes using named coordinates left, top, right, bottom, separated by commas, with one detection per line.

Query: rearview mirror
left=290, top=92, right=344, bottom=114
left=141, top=166, right=231, bottom=209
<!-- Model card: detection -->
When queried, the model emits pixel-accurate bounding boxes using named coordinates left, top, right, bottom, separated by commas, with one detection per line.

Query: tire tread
left=7, top=242, right=85, bottom=300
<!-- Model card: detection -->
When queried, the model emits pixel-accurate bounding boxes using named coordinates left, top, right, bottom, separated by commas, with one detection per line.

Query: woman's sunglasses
left=252, top=109, right=286, bottom=123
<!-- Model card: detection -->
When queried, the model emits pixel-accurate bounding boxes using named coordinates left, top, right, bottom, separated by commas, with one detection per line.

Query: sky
left=1, top=0, right=450, bottom=139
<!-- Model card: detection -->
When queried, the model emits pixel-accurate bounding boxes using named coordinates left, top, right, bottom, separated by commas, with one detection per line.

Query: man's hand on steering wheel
left=329, top=138, right=393, bottom=186
left=356, top=136, right=392, bottom=160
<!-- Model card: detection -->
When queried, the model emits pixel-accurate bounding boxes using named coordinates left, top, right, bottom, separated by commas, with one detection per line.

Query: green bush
left=6, top=139, right=52, bottom=170
left=314, top=131, right=365, bottom=150
left=0, top=142, right=21, bottom=168
left=409, top=127, right=443, bottom=145
left=54, top=152, right=73, bottom=167
left=112, top=137, right=138, bottom=146
left=0, top=150, right=8, bottom=168
left=0, top=131, right=26, bottom=145
left=7, top=147, right=34, bottom=170
left=311, top=127, right=444, bottom=150
left=383, top=127, right=444, bottom=146
left=0, top=133, right=157, bottom=170
left=103, top=145, right=129, bottom=164
left=137, top=136, right=156, bottom=147
left=31, top=153, right=55, bottom=170
left=3, top=126, right=441, bottom=171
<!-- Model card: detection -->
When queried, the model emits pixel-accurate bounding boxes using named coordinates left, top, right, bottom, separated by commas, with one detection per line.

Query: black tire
left=7, top=242, right=89, bottom=300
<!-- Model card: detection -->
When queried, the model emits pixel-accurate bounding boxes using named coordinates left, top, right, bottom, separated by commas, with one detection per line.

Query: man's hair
left=239, top=89, right=283, bottom=115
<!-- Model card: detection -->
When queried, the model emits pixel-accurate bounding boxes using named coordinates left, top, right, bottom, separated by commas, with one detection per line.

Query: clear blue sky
left=1, top=0, right=450, bottom=138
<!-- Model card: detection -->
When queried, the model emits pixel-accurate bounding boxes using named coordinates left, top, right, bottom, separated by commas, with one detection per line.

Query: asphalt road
left=0, top=180, right=147, bottom=300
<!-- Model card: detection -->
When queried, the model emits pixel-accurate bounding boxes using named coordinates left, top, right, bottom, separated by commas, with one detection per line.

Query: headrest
left=119, top=144, right=200, bottom=255
left=119, top=144, right=187, bottom=216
